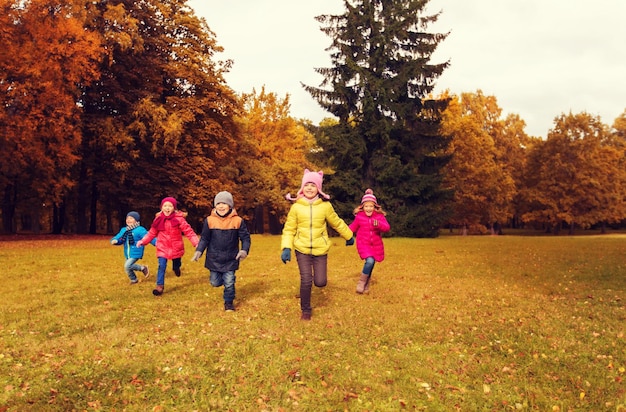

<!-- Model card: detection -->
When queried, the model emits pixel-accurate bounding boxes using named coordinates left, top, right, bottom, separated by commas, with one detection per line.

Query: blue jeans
left=210, top=270, right=236, bottom=303
left=124, top=258, right=143, bottom=281
left=362, top=257, right=376, bottom=276
left=156, top=257, right=181, bottom=286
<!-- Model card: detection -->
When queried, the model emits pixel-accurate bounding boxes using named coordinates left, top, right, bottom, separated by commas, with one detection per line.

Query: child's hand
left=346, top=236, right=355, bottom=246
left=135, top=241, right=143, bottom=247
left=280, top=248, right=291, bottom=264
left=235, top=250, right=248, bottom=261
left=191, top=251, right=202, bottom=262
left=110, top=239, right=118, bottom=245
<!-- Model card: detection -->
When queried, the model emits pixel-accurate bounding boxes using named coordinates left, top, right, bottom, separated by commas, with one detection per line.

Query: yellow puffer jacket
left=281, top=198, right=353, bottom=256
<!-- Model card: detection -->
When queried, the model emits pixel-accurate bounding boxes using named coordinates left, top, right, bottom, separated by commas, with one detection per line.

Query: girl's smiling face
left=302, top=182, right=319, bottom=199
left=161, top=201, right=175, bottom=216
left=363, top=201, right=375, bottom=216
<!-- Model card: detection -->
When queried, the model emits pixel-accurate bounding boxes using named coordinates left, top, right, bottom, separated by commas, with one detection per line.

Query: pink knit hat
left=161, top=196, right=177, bottom=209
left=286, top=169, right=330, bottom=201
left=360, top=188, right=378, bottom=206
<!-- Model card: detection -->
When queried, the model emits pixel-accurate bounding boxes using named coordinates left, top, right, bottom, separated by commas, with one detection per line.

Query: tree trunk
left=52, top=202, right=66, bottom=234
left=76, top=162, right=89, bottom=234
left=89, top=180, right=98, bottom=234
left=32, top=203, right=41, bottom=234
left=2, top=184, right=16, bottom=234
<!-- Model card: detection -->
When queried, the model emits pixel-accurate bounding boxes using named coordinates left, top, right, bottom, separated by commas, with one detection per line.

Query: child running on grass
left=280, top=169, right=354, bottom=320
left=137, top=197, right=199, bottom=296
left=110, top=211, right=155, bottom=284
left=192, top=191, right=251, bottom=312
left=348, top=189, right=390, bottom=294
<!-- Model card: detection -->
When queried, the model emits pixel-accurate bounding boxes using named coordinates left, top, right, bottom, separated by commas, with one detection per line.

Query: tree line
left=1, top=0, right=625, bottom=236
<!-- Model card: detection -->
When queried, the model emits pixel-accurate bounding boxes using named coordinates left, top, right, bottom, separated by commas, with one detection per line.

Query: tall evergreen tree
left=303, top=0, right=452, bottom=237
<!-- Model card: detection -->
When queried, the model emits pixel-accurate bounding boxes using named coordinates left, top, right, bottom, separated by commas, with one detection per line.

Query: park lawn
left=0, top=234, right=625, bottom=411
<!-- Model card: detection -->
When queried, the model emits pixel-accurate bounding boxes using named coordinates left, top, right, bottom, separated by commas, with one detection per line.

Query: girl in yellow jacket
left=281, top=169, right=354, bottom=320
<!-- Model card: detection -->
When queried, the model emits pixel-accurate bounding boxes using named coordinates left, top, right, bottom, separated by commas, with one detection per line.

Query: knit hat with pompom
left=360, top=188, right=378, bottom=206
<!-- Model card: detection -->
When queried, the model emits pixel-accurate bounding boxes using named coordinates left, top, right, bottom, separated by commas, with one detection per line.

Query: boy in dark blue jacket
left=111, top=211, right=155, bottom=284
left=192, top=192, right=251, bottom=311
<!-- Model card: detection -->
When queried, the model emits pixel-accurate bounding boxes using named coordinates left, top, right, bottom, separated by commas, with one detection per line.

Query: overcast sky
left=188, top=1, right=626, bottom=137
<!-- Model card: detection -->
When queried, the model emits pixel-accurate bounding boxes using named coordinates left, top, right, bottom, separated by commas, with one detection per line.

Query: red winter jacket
left=348, top=211, right=390, bottom=262
left=139, top=211, right=199, bottom=259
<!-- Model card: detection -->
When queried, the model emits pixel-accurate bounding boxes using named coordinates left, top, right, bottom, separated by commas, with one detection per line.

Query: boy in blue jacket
left=192, top=191, right=251, bottom=311
left=110, top=211, right=155, bottom=284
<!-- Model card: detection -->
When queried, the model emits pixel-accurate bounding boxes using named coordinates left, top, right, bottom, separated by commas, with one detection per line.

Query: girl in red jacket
left=348, top=189, right=390, bottom=294
left=137, top=197, right=199, bottom=296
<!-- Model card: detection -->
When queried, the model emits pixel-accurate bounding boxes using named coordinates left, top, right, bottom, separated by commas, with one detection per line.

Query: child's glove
left=346, top=236, right=355, bottom=246
left=281, top=248, right=291, bottom=264
left=235, top=250, right=248, bottom=260
left=191, top=251, right=202, bottom=262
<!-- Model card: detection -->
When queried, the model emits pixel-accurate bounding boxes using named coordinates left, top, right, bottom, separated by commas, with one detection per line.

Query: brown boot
left=363, top=275, right=371, bottom=293
left=356, top=273, right=369, bottom=294
left=152, top=285, right=164, bottom=296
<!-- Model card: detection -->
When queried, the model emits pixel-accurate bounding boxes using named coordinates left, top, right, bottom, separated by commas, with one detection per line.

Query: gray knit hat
left=214, top=191, right=234, bottom=208
left=127, top=211, right=140, bottom=222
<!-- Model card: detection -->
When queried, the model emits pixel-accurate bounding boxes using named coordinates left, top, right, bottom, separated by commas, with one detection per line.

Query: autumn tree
left=494, top=113, right=532, bottom=229
left=613, top=110, right=626, bottom=139
left=76, top=0, right=240, bottom=233
left=520, top=112, right=625, bottom=234
left=0, top=0, right=103, bottom=233
left=304, top=0, right=452, bottom=237
left=235, top=87, right=315, bottom=233
left=441, top=91, right=516, bottom=234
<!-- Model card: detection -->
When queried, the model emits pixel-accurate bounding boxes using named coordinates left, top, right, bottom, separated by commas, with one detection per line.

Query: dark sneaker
left=224, top=302, right=235, bottom=312
left=301, top=311, right=311, bottom=321
left=141, top=266, right=150, bottom=278
left=174, top=268, right=181, bottom=277
left=152, top=285, right=164, bottom=296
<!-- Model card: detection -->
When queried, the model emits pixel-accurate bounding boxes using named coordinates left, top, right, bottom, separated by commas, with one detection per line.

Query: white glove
left=235, top=250, right=248, bottom=261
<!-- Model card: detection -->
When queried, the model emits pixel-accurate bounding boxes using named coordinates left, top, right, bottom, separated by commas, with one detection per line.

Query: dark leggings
left=295, top=251, right=328, bottom=313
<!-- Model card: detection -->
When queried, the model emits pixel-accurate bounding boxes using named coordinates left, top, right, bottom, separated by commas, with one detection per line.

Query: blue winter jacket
left=196, top=208, right=251, bottom=272
left=111, top=226, right=155, bottom=259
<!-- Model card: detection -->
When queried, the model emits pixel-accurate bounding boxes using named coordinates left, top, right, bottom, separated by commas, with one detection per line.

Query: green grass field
left=0, top=234, right=625, bottom=411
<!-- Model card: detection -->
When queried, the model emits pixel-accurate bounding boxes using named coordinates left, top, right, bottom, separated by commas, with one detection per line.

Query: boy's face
left=215, top=202, right=230, bottom=215
left=161, top=201, right=174, bottom=216
left=126, top=216, right=138, bottom=226
left=363, top=202, right=375, bottom=216
left=302, top=182, right=319, bottom=199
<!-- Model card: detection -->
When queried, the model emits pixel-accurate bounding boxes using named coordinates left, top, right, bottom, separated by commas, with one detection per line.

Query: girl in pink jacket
left=348, top=189, right=390, bottom=294
left=137, top=197, right=199, bottom=296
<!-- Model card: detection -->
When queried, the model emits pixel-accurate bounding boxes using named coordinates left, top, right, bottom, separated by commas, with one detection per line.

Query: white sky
left=188, top=0, right=626, bottom=138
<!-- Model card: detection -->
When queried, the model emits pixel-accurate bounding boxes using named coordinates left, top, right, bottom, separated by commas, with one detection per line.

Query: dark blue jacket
left=196, top=208, right=251, bottom=272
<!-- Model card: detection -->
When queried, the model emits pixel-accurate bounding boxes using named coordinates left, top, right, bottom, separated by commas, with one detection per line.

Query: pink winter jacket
left=348, top=211, right=390, bottom=262
left=139, top=211, right=199, bottom=259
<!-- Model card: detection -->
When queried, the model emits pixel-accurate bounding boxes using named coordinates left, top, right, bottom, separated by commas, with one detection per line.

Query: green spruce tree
left=304, top=0, right=452, bottom=237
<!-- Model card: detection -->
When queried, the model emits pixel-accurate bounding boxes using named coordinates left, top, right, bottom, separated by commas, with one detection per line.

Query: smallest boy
left=110, top=211, right=155, bottom=284
left=192, top=191, right=251, bottom=311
